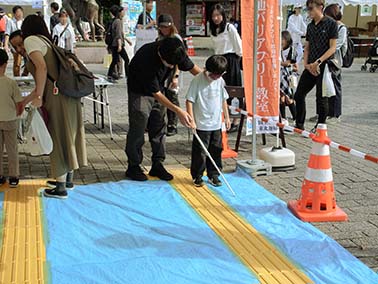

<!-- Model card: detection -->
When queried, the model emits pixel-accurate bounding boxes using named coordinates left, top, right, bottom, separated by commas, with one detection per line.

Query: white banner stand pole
left=237, top=0, right=272, bottom=177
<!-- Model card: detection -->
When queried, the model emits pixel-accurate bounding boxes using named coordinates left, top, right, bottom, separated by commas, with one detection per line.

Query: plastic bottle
left=231, top=97, right=239, bottom=115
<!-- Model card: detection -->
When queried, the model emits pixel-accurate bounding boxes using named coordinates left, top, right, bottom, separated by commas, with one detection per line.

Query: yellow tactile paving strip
left=0, top=180, right=46, bottom=284
left=170, top=170, right=314, bottom=284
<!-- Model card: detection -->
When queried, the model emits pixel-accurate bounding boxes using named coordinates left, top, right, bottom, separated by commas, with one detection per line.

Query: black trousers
left=165, top=89, right=179, bottom=127
left=191, top=129, right=222, bottom=179
left=294, top=66, right=328, bottom=129
left=329, top=71, right=342, bottom=118
left=108, top=46, right=129, bottom=78
left=125, top=91, right=166, bottom=168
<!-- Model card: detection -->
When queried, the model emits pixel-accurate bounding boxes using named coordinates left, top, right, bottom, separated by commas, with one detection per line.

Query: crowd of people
left=0, top=0, right=348, bottom=200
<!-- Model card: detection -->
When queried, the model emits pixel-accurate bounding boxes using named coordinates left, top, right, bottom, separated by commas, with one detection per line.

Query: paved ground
left=11, top=52, right=378, bottom=272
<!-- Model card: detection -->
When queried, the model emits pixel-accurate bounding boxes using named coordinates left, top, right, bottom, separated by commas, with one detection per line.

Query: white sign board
left=134, top=28, right=158, bottom=53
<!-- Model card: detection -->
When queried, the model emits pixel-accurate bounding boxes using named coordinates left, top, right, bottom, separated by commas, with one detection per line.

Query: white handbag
left=25, top=108, right=53, bottom=156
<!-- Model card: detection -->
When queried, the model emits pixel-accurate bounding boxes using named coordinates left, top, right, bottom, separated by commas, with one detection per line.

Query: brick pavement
left=9, top=52, right=378, bottom=272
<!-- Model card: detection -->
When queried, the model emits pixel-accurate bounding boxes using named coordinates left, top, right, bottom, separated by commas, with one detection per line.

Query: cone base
left=288, top=200, right=348, bottom=222
left=222, top=149, right=238, bottom=159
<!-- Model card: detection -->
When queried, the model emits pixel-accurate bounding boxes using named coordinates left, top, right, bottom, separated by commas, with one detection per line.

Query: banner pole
left=252, top=0, right=258, bottom=161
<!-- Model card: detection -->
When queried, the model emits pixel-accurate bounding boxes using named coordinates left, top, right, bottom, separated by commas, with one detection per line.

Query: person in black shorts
left=294, top=0, right=338, bottom=130
left=125, top=37, right=202, bottom=181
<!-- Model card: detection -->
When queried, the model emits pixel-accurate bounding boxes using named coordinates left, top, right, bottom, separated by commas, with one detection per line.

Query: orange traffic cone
left=221, top=113, right=238, bottom=159
left=288, top=124, right=348, bottom=222
left=186, top=36, right=196, bottom=57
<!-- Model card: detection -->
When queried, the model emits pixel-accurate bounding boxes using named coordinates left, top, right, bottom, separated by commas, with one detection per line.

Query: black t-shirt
left=306, top=16, right=338, bottom=64
left=137, top=12, right=153, bottom=26
left=128, top=41, right=194, bottom=96
left=50, top=13, right=60, bottom=31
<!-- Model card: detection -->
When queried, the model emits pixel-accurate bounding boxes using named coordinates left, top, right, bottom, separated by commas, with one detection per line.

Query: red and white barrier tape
left=228, top=106, right=378, bottom=164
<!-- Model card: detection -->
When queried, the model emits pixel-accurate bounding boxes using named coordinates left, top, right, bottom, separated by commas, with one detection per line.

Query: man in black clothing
left=294, top=0, right=338, bottom=130
left=136, top=0, right=155, bottom=29
left=126, top=37, right=201, bottom=182
left=50, top=2, right=60, bottom=32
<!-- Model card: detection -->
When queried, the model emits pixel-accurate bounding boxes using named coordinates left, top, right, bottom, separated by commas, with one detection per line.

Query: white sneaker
left=327, top=117, right=341, bottom=124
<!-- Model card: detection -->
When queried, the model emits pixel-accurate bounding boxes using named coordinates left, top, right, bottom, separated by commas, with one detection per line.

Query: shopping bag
left=25, top=108, right=53, bottom=156
left=322, top=64, right=336, bottom=98
left=103, top=54, right=112, bottom=68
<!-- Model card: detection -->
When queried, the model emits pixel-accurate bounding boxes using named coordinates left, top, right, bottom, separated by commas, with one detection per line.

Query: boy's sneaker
left=0, top=176, right=6, bottom=186
left=208, top=176, right=222, bottom=187
left=167, top=125, right=178, bottom=137
left=126, top=166, right=148, bottom=181
left=46, top=181, right=74, bottom=190
left=193, top=177, right=204, bottom=187
left=149, top=163, right=173, bottom=181
left=9, top=177, right=19, bottom=188
left=43, top=188, right=68, bottom=199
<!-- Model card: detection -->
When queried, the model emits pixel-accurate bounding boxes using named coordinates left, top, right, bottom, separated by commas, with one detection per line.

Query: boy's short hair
left=9, top=30, right=22, bottom=42
left=12, top=5, right=23, bottom=14
left=205, top=55, right=228, bottom=75
left=282, top=30, right=293, bottom=47
left=158, top=37, right=187, bottom=66
left=306, top=0, right=324, bottom=8
left=0, top=49, right=9, bottom=66
left=50, top=2, right=59, bottom=11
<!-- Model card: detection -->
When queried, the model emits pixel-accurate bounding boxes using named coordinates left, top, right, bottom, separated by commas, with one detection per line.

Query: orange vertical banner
left=241, top=0, right=280, bottom=134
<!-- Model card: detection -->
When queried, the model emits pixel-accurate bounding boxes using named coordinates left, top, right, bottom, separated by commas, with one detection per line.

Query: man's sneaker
left=227, top=123, right=239, bottom=133
left=167, top=125, right=178, bottom=137
left=126, top=166, right=148, bottom=181
left=0, top=176, right=6, bottom=186
left=149, top=163, right=173, bottom=181
left=208, top=176, right=222, bottom=187
left=327, top=116, right=341, bottom=124
left=309, top=115, right=318, bottom=122
left=43, top=188, right=68, bottom=199
left=47, top=181, right=75, bottom=190
left=9, top=177, right=19, bottom=188
left=193, top=177, right=204, bottom=187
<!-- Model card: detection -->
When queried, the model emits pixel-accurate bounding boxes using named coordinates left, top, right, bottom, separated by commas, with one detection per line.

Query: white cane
left=192, top=129, right=236, bottom=196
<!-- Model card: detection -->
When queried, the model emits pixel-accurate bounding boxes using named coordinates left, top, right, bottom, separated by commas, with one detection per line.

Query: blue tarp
left=211, top=170, right=378, bottom=284
left=43, top=180, right=258, bottom=284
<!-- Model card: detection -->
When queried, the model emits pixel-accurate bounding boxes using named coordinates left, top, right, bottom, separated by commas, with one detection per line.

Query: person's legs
left=191, top=130, right=211, bottom=180
left=329, top=71, right=342, bottom=118
left=206, top=129, right=223, bottom=178
left=125, top=92, right=153, bottom=175
left=13, top=52, right=22, bottom=77
left=165, top=89, right=179, bottom=136
left=107, top=47, right=120, bottom=79
left=119, top=47, right=130, bottom=78
left=295, top=42, right=304, bottom=63
left=3, top=128, right=19, bottom=178
left=315, top=69, right=329, bottom=125
left=294, top=70, right=316, bottom=129
left=147, top=100, right=174, bottom=181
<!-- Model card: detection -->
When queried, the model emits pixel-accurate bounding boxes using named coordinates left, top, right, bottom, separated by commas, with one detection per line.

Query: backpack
left=39, top=36, right=95, bottom=98
left=0, top=16, right=6, bottom=33
left=339, top=25, right=354, bottom=68
left=105, top=19, right=115, bottom=46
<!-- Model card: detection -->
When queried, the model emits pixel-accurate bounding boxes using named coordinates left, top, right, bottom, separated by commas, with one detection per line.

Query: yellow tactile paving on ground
left=0, top=180, right=46, bottom=284
left=170, top=170, right=314, bottom=284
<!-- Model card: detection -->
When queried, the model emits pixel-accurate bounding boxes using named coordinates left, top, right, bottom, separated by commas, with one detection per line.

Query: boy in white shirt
left=0, top=49, right=23, bottom=187
left=186, top=55, right=230, bottom=187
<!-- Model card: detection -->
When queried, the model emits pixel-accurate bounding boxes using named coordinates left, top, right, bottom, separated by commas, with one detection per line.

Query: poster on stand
left=186, top=3, right=206, bottom=36
left=121, top=0, right=156, bottom=37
